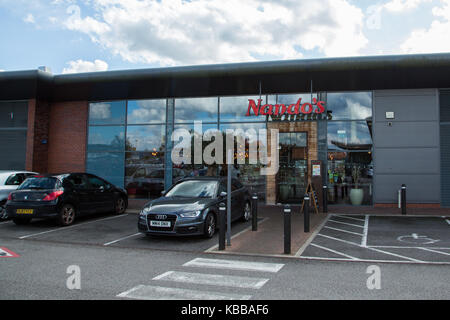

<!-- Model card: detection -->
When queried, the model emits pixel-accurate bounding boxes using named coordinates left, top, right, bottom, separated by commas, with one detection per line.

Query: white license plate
left=150, top=220, right=171, bottom=228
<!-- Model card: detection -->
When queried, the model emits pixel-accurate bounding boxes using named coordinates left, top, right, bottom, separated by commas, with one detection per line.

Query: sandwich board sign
left=0, top=247, right=20, bottom=258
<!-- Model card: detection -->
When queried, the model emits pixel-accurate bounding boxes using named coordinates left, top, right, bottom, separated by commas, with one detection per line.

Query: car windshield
left=165, top=180, right=217, bottom=198
left=18, top=177, right=59, bottom=190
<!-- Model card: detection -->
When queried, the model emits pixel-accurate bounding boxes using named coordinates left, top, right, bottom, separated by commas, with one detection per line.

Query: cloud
left=62, top=59, right=108, bottom=74
left=400, top=0, right=450, bottom=53
left=383, top=0, right=432, bottom=12
left=60, top=0, right=368, bottom=66
left=23, top=13, right=35, bottom=23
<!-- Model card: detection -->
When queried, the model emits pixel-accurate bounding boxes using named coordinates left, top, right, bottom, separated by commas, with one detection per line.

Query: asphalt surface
left=300, top=215, right=450, bottom=264
left=1, top=211, right=449, bottom=300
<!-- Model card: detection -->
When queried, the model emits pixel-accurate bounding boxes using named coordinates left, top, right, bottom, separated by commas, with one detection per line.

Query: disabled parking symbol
left=0, top=247, right=20, bottom=258
left=397, top=233, right=440, bottom=245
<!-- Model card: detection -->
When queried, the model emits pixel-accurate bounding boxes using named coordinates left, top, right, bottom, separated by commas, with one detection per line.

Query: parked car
left=138, top=177, right=251, bottom=238
left=6, top=173, right=128, bottom=226
left=0, top=170, right=38, bottom=220
left=126, top=167, right=186, bottom=198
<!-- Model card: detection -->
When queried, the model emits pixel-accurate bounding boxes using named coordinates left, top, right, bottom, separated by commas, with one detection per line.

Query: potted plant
left=350, top=165, right=364, bottom=205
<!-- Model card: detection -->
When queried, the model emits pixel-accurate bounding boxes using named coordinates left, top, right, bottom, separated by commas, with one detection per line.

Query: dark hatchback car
left=6, top=173, right=128, bottom=226
left=138, top=177, right=251, bottom=238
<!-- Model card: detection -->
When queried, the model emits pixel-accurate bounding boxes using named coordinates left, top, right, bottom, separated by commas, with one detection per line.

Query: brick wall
left=47, top=101, right=88, bottom=173
left=26, top=99, right=50, bottom=173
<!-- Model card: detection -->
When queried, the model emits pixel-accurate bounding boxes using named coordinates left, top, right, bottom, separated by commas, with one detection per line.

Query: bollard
left=218, top=202, right=226, bottom=250
left=322, top=185, right=328, bottom=213
left=304, top=194, right=310, bottom=233
left=283, top=204, right=291, bottom=254
left=401, top=184, right=407, bottom=215
left=251, top=194, right=258, bottom=232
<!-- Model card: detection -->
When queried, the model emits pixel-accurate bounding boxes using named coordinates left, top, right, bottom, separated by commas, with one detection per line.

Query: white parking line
left=418, top=247, right=450, bottom=256
left=103, top=233, right=141, bottom=246
left=446, top=219, right=450, bottom=226
left=317, top=233, right=426, bottom=263
left=183, top=258, right=284, bottom=273
left=328, top=219, right=364, bottom=228
left=153, top=271, right=270, bottom=289
left=335, top=215, right=365, bottom=222
left=117, top=285, right=252, bottom=300
left=18, top=214, right=128, bottom=239
left=323, top=226, right=364, bottom=236
left=310, top=243, right=359, bottom=260
left=0, top=220, right=12, bottom=225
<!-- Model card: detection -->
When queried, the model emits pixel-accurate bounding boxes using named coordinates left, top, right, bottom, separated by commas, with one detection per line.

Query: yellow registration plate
left=16, top=209, right=34, bottom=215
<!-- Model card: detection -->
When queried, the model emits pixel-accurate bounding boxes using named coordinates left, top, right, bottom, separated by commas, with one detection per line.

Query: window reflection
left=326, top=92, right=372, bottom=120
left=127, top=100, right=166, bottom=124
left=220, top=95, right=266, bottom=122
left=175, top=97, right=218, bottom=123
left=87, top=126, right=125, bottom=152
left=86, top=152, right=124, bottom=188
left=126, top=125, right=165, bottom=153
left=89, top=101, right=126, bottom=125
left=327, top=121, right=373, bottom=151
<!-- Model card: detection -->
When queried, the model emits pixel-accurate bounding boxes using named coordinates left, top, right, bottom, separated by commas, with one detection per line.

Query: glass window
left=165, top=180, right=218, bottom=198
left=175, top=97, right=218, bottom=123
left=127, top=99, right=166, bottom=124
left=88, top=126, right=125, bottom=152
left=125, top=152, right=165, bottom=199
left=0, top=102, right=28, bottom=128
left=327, top=151, right=373, bottom=205
left=126, top=125, right=165, bottom=153
left=220, top=95, right=266, bottom=122
left=5, top=174, right=24, bottom=186
left=66, top=174, right=88, bottom=190
left=86, top=152, right=125, bottom=188
left=326, top=92, right=372, bottom=120
left=327, top=121, right=373, bottom=151
left=88, top=175, right=106, bottom=189
left=89, top=101, right=126, bottom=125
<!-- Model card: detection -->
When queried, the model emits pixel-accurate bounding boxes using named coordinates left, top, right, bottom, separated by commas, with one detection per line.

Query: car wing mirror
left=219, top=191, right=227, bottom=198
left=161, top=190, right=166, bottom=196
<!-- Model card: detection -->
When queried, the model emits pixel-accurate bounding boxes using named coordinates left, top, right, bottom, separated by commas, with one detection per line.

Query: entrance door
left=276, top=132, right=308, bottom=203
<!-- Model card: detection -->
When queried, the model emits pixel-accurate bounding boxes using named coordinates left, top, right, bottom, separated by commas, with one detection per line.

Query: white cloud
left=401, top=0, right=450, bottom=53
left=383, top=0, right=432, bottom=12
left=61, top=0, right=368, bottom=66
left=23, top=13, right=35, bottom=23
left=62, top=59, right=108, bottom=74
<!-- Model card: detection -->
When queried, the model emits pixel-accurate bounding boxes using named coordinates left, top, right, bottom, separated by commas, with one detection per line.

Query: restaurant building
left=1, top=53, right=450, bottom=207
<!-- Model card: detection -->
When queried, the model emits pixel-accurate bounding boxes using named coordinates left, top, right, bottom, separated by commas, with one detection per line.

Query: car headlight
left=180, top=210, right=202, bottom=218
left=140, top=207, right=152, bottom=215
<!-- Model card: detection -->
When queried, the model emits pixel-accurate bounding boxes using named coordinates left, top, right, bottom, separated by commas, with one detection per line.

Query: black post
left=304, top=194, right=310, bottom=233
left=284, top=205, right=291, bottom=254
left=322, top=185, right=328, bottom=213
left=401, top=184, right=407, bottom=215
left=251, top=194, right=258, bottom=231
left=219, top=202, right=226, bottom=251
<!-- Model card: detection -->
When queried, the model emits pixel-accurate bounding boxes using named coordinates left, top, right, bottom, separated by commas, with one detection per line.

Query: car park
left=0, top=170, right=38, bottom=220
left=6, top=173, right=128, bottom=226
left=138, top=177, right=251, bottom=238
left=126, top=167, right=186, bottom=198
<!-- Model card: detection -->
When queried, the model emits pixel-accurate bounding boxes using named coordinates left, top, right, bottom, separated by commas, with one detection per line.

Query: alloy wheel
left=243, top=202, right=251, bottom=221
left=205, top=214, right=216, bottom=238
left=116, top=197, right=126, bottom=214
left=61, top=205, right=75, bottom=226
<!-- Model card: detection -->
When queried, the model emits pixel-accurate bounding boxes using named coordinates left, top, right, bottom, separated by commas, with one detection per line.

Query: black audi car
left=6, top=173, right=128, bottom=226
left=138, top=177, right=251, bottom=238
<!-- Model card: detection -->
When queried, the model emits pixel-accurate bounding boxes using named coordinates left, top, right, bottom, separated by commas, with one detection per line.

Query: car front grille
left=146, top=213, right=177, bottom=232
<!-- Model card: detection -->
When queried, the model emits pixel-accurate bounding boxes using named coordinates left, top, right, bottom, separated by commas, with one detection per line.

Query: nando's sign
left=245, top=97, right=332, bottom=121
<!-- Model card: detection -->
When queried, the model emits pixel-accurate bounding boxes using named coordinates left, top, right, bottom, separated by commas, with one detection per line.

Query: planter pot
left=350, top=188, right=364, bottom=206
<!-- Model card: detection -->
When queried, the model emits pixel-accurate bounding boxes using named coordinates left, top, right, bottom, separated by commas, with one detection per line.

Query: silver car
left=0, top=170, right=38, bottom=220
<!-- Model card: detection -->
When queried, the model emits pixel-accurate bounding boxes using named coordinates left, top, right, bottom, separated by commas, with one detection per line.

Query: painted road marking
left=446, top=219, right=450, bottom=226
left=317, top=233, right=426, bottom=263
left=18, top=214, right=128, bottom=239
left=418, top=247, right=450, bottom=256
left=0, top=220, right=12, bottom=225
left=323, top=226, right=364, bottom=236
left=117, top=285, right=251, bottom=300
left=0, top=247, right=20, bottom=258
left=336, top=215, right=365, bottom=222
left=183, top=258, right=284, bottom=273
left=309, top=243, right=359, bottom=260
left=153, top=271, right=269, bottom=289
left=103, top=233, right=141, bottom=246
left=328, top=219, right=364, bottom=228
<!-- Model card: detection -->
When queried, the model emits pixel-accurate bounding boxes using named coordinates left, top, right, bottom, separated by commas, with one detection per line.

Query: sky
left=0, top=0, right=449, bottom=74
